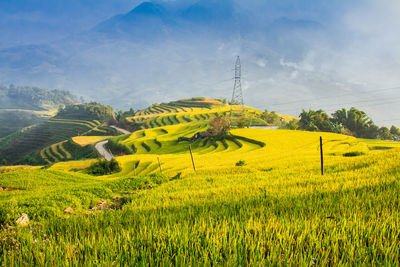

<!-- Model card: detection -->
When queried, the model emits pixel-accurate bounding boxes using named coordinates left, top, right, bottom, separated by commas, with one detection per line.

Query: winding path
left=110, top=125, right=131, bottom=135
left=94, top=126, right=131, bottom=160
left=95, top=140, right=113, bottom=161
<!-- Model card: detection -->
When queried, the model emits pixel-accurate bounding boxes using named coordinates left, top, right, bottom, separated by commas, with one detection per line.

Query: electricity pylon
left=230, top=56, right=244, bottom=115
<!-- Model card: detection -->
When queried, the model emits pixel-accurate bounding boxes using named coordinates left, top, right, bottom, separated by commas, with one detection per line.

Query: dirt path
left=95, top=140, right=113, bottom=161
left=110, top=125, right=131, bottom=135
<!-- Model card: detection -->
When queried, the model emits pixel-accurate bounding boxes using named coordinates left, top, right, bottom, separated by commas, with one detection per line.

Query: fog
left=0, top=0, right=400, bottom=126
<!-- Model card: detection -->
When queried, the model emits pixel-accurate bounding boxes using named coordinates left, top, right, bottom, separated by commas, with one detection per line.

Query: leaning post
left=157, top=157, right=162, bottom=174
left=320, top=136, right=324, bottom=175
left=189, top=144, right=196, bottom=171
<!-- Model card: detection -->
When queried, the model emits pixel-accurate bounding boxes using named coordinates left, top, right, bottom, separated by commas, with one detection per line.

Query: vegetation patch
left=87, top=159, right=121, bottom=176
left=107, top=139, right=131, bottom=156
left=343, top=151, right=366, bottom=157
left=235, top=160, right=247, bottom=166
left=369, top=146, right=393, bottom=151
left=231, top=134, right=266, bottom=147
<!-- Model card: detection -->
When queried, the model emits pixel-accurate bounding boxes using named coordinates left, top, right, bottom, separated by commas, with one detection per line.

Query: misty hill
left=0, top=0, right=327, bottom=111
left=0, top=103, right=116, bottom=165
left=0, top=85, right=78, bottom=138
left=0, top=85, right=77, bottom=111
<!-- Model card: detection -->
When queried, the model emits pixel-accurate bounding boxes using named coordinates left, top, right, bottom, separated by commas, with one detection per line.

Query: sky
left=1, top=0, right=400, bottom=126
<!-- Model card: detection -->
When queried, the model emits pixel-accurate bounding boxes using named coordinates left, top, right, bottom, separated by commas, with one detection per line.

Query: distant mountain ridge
left=2, top=0, right=394, bottom=127
left=0, top=85, right=77, bottom=111
left=0, top=85, right=78, bottom=138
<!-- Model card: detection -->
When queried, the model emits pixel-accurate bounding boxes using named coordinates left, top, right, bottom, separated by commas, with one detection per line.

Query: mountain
left=93, top=2, right=168, bottom=39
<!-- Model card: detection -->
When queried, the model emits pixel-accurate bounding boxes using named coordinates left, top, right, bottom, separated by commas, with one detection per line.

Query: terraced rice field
left=2, top=126, right=400, bottom=265
left=40, top=140, right=71, bottom=164
left=1, top=103, right=400, bottom=265
left=128, top=103, right=234, bottom=129
left=0, top=119, right=101, bottom=163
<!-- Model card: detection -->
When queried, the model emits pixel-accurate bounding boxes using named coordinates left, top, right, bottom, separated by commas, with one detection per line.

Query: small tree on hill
left=261, top=110, right=281, bottom=126
left=390, top=125, right=400, bottom=141
left=378, top=127, right=394, bottom=140
left=208, top=116, right=231, bottom=136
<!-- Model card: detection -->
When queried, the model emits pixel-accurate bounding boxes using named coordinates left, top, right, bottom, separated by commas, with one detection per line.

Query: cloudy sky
left=1, top=0, right=400, bottom=126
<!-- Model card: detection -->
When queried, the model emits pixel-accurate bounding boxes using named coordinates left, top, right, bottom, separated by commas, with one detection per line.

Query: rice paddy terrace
left=126, top=98, right=271, bottom=130
left=0, top=119, right=119, bottom=165
left=1, top=99, right=400, bottom=265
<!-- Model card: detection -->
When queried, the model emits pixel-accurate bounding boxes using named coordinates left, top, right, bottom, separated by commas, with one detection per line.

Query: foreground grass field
left=1, top=126, right=400, bottom=265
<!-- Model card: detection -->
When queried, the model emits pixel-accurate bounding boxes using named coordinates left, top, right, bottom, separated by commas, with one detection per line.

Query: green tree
left=208, top=116, right=231, bottom=136
left=299, top=109, right=340, bottom=133
left=378, top=127, right=394, bottom=140
left=332, top=107, right=378, bottom=139
left=261, top=110, right=281, bottom=126
left=281, top=119, right=299, bottom=130
left=390, top=125, right=400, bottom=141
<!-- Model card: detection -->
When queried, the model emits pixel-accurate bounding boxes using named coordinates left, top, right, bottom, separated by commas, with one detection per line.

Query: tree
left=208, top=116, right=231, bottom=136
left=299, top=109, right=341, bottom=133
left=332, top=107, right=378, bottom=139
left=390, top=125, right=400, bottom=141
left=281, top=119, right=299, bottom=130
left=261, top=110, right=281, bottom=126
left=378, top=127, right=394, bottom=140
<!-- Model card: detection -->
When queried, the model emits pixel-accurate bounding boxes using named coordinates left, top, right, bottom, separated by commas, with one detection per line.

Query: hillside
left=0, top=85, right=77, bottom=111
left=0, top=85, right=78, bottom=138
left=124, top=98, right=279, bottom=131
left=1, top=124, right=400, bottom=264
left=1, top=100, right=400, bottom=264
left=0, top=103, right=117, bottom=165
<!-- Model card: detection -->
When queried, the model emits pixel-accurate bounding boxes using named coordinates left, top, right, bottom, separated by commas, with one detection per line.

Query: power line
left=276, top=96, right=400, bottom=114
left=268, top=86, right=400, bottom=107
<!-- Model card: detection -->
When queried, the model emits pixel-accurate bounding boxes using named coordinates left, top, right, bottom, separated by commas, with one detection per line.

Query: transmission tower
left=231, top=56, right=244, bottom=114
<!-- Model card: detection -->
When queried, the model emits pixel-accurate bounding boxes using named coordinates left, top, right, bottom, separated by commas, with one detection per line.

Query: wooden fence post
left=189, top=145, right=196, bottom=171
left=320, top=136, right=324, bottom=175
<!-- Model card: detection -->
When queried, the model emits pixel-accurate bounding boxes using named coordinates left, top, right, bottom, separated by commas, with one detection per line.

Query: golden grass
left=51, top=128, right=400, bottom=179
left=72, top=136, right=111, bottom=146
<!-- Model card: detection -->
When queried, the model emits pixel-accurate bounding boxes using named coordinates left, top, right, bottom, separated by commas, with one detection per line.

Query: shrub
left=87, top=158, right=121, bottom=176
left=237, top=119, right=246, bottom=128
left=235, top=160, right=247, bottom=166
left=343, top=151, right=366, bottom=157
left=208, top=116, right=231, bottom=136
left=191, top=97, right=205, bottom=101
left=107, top=139, right=131, bottom=156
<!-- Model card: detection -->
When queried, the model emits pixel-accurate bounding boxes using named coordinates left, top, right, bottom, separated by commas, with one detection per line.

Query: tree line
left=56, top=102, right=115, bottom=122
left=298, top=107, right=399, bottom=140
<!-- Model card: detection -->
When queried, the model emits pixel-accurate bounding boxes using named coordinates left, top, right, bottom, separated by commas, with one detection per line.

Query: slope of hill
left=0, top=103, right=116, bottom=165
left=1, top=126, right=400, bottom=265
left=125, top=99, right=272, bottom=131
left=1, top=100, right=400, bottom=264
left=0, top=85, right=78, bottom=138
left=0, top=85, right=77, bottom=111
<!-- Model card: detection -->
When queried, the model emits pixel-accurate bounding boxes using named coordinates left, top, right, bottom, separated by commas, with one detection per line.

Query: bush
left=208, top=116, right=231, bottom=136
left=107, top=139, right=131, bottom=156
left=235, top=160, right=247, bottom=166
left=343, top=151, right=366, bottom=157
left=87, top=158, right=121, bottom=176
left=191, top=97, right=205, bottom=101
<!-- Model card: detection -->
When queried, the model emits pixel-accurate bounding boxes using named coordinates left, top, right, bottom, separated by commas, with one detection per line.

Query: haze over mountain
left=1, top=0, right=400, bottom=126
